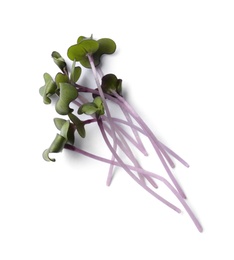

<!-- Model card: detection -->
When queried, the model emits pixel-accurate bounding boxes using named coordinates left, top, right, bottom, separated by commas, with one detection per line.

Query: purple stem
left=87, top=54, right=119, bottom=184
left=73, top=95, right=148, bottom=157
left=120, top=104, right=148, bottom=156
left=97, top=118, right=181, bottom=213
left=77, top=86, right=189, bottom=168
left=103, top=121, right=158, bottom=188
left=84, top=116, right=149, bottom=156
left=76, top=84, right=187, bottom=197
left=159, top=142, right=190, bottom=168
left=64, top=144, right=202, bottom=232
left=112, top=117, right=190, bottom=168
left=112, top=92, right=187, bottom=198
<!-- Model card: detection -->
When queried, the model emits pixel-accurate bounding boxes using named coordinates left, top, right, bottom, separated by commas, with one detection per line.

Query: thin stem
left=97, top=118, right=181, bottom=213
left=121, top=106, right=148, bottom=156
left=112, top=117, right=189, bottom=168
left=87, top=54, right=119, bottom=183
left=74, top=84, right=188, bottom=197
left=112, top=92, right=187, bottom=199
left=159, top=142, right=190, bottom=168
left=106, top=141, right=117, bottom=186
left=83, top=116, right=151, bottom=156
left=77, top=85, right=189, bottom=168
left=64, top=144, right=202, bottom=232
left=103, top=121, right=157, bottom=188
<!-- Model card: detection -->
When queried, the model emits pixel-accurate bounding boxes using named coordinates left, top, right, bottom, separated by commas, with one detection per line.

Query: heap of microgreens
left=39, top=35, right=203, bottom=232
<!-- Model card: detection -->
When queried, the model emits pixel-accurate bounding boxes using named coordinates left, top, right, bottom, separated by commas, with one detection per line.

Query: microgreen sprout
left=39, top=35, right=203, bottom=232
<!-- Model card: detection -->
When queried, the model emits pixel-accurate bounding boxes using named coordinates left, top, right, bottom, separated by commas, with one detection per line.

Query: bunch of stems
left=63, top=54, right=203, bottom=232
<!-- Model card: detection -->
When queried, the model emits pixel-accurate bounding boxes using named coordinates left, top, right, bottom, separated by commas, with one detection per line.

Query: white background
left=1, top=0, right=234, bottom=259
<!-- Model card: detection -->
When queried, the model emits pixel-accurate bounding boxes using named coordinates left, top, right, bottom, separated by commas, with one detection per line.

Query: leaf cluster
left=39, top=35, right=118, bottom=161
left=67, top=35, right=116, bottom=68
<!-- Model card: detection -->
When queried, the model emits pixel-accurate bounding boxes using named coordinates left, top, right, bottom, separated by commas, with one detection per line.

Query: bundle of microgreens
left=39, top=35, right=203, bottom=232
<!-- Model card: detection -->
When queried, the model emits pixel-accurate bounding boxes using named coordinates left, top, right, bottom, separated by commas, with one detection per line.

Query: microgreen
left=39, top=35, right=203, bottom=232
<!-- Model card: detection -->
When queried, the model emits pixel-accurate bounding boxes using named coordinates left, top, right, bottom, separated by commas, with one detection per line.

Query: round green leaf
left=67, top=44, right=87, bottom=61
left=67, top=40, right=99, bottom=61
left=101, top=74, right=122, bottom=95
left=97, top=38, right=116, bottom=55
left=80, top=38, right=116, bottom=68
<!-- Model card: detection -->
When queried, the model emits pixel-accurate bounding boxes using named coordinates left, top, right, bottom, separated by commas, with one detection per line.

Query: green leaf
left=39, top=73, right=57, bottom=104
left=93, top=96, right=102, bottom=107
left=101, top=74, right=122, bottom=95
left=93, top=96, right=105, bottom=116
left=55, top=83, right=78, bottom=115
left=54, top=118, right=75, bottom=144
left=51, top=51, right=67, bottom=73
left=78, top=97, right=105, bottom=117
left=60, top=120, right=70, bottom=139
left=77, top=35, right=90, bottom=43
left=81, top=39, right=99, bottom=53
left=55, top=72, right=69, bottom=86
left=67, top=44, right=86, bottom=61
left=96, top=38, right=116, bottom=55
left=54, top=118, right=67, bottom=130
left=42, top=134, right=67, bottom=162
left=61, top=120, right=75, bottom=144
left=80, top=38, right=116, bottom=68
left=67, top=39, right=99, bottom=61
left=71, top=60, right=82, bottom=83
left=68, top=113, right=86, bottom=138
left=78, top=103, right=98, bottom=115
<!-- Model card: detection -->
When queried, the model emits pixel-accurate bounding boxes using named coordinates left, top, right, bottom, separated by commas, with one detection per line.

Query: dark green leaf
left=54, top=118, right=75, bottom=144
left=71, top=60, right=82, bottom=83
left=68, top=113, right=86, bottom=138
left=67, top=40, right=99, bottom=61
left=97, top=38, right=116, bottom=55
left=80, top=38, right=116, bottom=68
left=78, top=97, right=105, bottom=117
left=42, top=134, right=67, bottom=162
left=55, top=72, right=69, bottom=86
left=39, top=73, right=57, bottom=104
left=101, top=74, right=122, bottom=95
left=77, top=35, right=89, bottom=43
left=51, top=51, right=67, bottom=73
left=55, top=83, right=78, bottom=115
left=67, top=44, right=86, bottom=61
left=61, top=120, right=75, bottom=144
left=78, top=103, right=98, bottom=115
left=81, top=39, right=99, bottom=53
left=60, top=120, right=70, bottom=139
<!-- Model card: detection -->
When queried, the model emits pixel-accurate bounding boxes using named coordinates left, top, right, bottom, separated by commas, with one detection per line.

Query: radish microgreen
left=39, top=35, right=203, bottom=232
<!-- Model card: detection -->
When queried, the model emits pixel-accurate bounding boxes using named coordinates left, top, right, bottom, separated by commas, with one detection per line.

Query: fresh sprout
left=39, top=35, right=203, bottom=232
